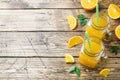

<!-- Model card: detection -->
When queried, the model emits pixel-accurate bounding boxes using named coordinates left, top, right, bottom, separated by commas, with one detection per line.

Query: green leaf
left=68, top=66, right=81, bottom=77
left=75, top=66, right=81, bottom=77
left=80, top=19, right=87, bottom=26
left=110, top=46, right=120, bottom=53
left=68, top=66, right=76, bottom=73
left=77, top=14, right=86, bottom=20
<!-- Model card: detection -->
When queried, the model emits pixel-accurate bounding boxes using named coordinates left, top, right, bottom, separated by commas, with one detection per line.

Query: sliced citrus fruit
left=108, top=4, right=120, bottom=19
left=65, top=54, right=75, bottom=63
left=81, top=0, right=98, bottom=10
left=67, top=16, right=77, bottom=30
left=99, top=68, right=110, bottom=77
left=68, top=36, right=83, bottom=48
left=115, top=25, right=120, bottom=39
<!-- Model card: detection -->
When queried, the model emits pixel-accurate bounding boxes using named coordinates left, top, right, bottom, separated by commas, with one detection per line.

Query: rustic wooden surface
left=0, top=0, right=120, bottom=80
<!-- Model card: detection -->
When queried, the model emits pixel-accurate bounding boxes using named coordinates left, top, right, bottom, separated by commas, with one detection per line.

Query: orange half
left=81, top=0, right=98, bottom=10
left=115, top=25, right=120, bottom=39
left=108, top=4, right=120, bottom=19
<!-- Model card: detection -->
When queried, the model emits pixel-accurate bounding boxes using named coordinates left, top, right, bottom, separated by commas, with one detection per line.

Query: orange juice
left=86, top=11, right=109, bottom=40
left=85, top=39, right=102, bottom=54
left=79, top=37, right=104, bottom=68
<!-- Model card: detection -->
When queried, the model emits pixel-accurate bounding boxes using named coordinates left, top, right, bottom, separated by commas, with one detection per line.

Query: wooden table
left=0, top=0, right=120, bottom=80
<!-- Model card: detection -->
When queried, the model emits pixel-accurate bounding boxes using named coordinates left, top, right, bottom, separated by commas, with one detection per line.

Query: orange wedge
left=67, top=16, right=77, bottom=30
left=65, top=54, right=75, bottom=63
left=99, top=68, right=110, bottom=77
left=108, top=4, right=120, bottom=19
left=115, top=25, right=120, bottom=39
left=68, top=36, right=83, bottom=48
left=81, top=0, right=98, bottom=10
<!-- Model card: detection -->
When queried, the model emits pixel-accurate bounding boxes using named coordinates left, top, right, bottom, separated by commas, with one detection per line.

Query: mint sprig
left=77, top=14, right=86, bottom=20
left=77, top=14, right=87, bottom=27
left=68, top=66, right=81, bottom=77
left=110, top=46, right=120, bottom=53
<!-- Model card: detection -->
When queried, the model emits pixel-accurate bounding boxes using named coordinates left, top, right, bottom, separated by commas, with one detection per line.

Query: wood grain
left=0, top=32, right=119, bottom=57
left=0, top=9, right=119, bottom=31
left=0, top=58, right=119, bottom=80
left=0, top=0, right=119, bottom=9
left=0, top=0, right=119, bottom=80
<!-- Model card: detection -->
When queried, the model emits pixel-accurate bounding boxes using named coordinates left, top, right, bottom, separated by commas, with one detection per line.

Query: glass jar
left=79, top=37, right=104, bottom=68
left=86, top=11, right=109, bottom=40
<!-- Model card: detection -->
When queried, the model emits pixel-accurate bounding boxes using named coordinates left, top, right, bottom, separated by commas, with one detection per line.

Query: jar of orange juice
left=86, top=11, right=109, bottom=40
left=79, top=37, right=104, bottom=68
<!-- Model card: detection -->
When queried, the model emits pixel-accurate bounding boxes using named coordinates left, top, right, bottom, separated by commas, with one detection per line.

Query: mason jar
left=86, top=11, right=109, bottom=40
left=79, top=37, right=105, bottom=68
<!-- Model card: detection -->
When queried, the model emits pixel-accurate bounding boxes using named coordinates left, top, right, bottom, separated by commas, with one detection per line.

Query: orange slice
left=115, top=25, right=120, bottom=39
left=81, top=0, right=98, bottom=10
left=68, top=36, right=83, bottom=48
left=99, top=68, right=110, bottom=77
left=65, top=54, right=75, bottom=63
left=67, top=16, right=77, bottom=30
left=108, top=4, right=120, bottom=19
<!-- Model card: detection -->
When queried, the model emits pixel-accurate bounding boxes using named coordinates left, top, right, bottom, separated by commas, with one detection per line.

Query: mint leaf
left=110, top=46, right=120, bottom=53
left=68, top=66, right=81, bottom=77
left=80, top=19, right=87, bottom=26
left=77, top=14, right=87, bottom=27
left=75, top=66, right=81, bottom=77
left=68, top=66, right=76, bottom=73
left=77, top=14, right=86, bottom=20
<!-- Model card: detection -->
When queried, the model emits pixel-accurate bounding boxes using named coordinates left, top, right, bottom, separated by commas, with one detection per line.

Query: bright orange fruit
left=99, top=68, right=110, bottom=77
left=67, top=16, right=77, bottom=30
left=65, top=54, right=75, bottom=63
left=115, top=25, right=120, bottom=39
left=81, top=0, right=98, bottom=10
left=108, top=4, right=120, bottom=19
left=68, top=36, right=83, bottom=48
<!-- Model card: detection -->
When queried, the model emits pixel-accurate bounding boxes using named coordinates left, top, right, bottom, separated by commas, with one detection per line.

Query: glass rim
left=91, top=11, right=109, bottom=30
left=83, top=37, right=104, bottom=57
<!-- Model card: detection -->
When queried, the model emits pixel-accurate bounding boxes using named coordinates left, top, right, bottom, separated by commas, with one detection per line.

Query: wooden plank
left=0, top=32, right=119, bottom=57
left=0, top=0, right=119, bottom=9
left=0, top=58, right=119, bottom=80
left=0, top=9, right=119, bottom=31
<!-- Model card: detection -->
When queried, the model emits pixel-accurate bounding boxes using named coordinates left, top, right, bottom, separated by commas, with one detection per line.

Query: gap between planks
left=0, top=56, right=119, bottom=58
left=0, top=31, right=85, bottom=32
left=0, top=8, right=108, bottom=10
